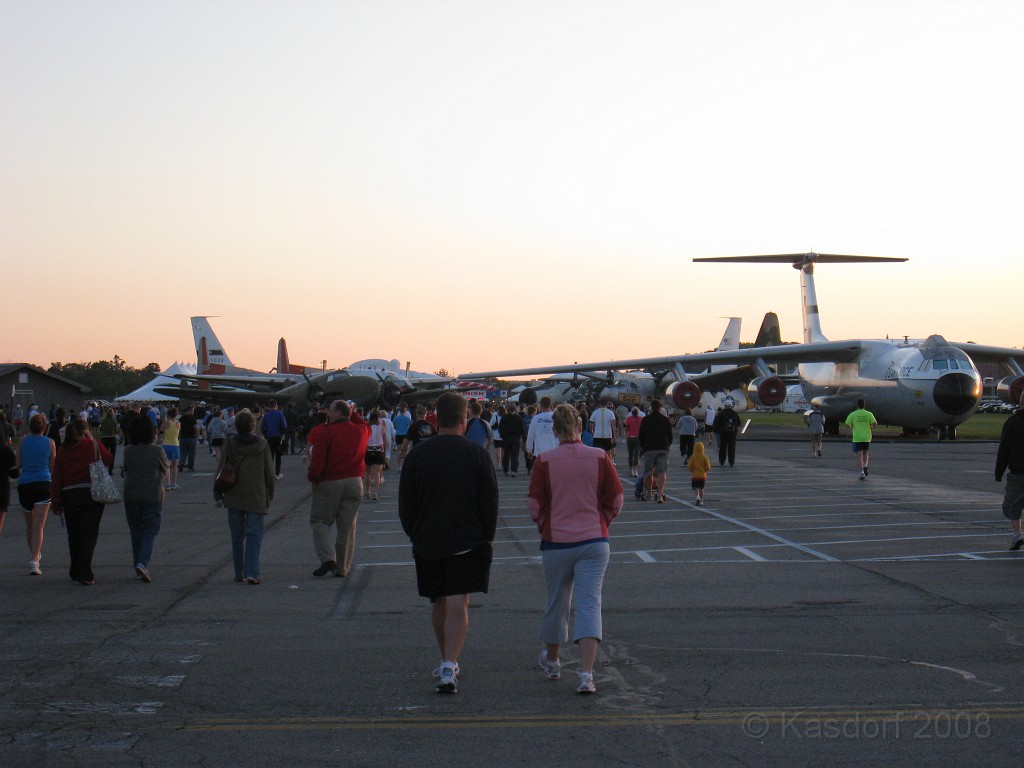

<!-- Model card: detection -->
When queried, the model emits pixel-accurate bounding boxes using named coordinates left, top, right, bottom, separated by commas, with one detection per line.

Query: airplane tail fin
left=752, top=312, right=782, bottom=348
left=716, top=317, right=741, bottom=352
left=191, top=316, right=234, bottom=368
left=694, top=253, right=907, bottom=345
left=277, top=338, right=290, bottom=374
left=199, top=336, right=210, bottom=375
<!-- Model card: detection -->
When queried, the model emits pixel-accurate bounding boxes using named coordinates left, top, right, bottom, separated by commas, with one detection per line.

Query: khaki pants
left=310, top=477, right=363, bottom=576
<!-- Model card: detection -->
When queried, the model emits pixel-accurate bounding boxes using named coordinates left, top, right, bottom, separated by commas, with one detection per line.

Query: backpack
left=464, top=417, right=489, bottom=445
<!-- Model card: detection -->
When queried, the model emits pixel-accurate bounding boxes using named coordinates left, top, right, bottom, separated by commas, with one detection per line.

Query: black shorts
left=211, top=437, right=225, bottom=447
left=415, top=546, right=492, bottom=602
left=593, top=437, right=614, bottom=451
left=18, top=481, right=51, bottom=511
left=395, top=435, right=406, bottom=445
left=364, top=449, right=386, bottom=466
left=691, top=478, right=706, bottom=490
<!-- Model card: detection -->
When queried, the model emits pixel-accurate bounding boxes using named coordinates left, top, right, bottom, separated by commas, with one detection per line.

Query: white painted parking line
left=733, top=547, right=767, bottom=561
left=661, top=496, right=839, bottom=562
left=636, top=551, right=657, bottom=563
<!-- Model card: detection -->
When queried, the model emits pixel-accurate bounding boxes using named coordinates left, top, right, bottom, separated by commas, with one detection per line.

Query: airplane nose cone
left=933, top=373, right=980, bottom=416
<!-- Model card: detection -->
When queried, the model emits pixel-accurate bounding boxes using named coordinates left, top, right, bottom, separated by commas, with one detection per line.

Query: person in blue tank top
left=17, top=413, right=56, bottom=576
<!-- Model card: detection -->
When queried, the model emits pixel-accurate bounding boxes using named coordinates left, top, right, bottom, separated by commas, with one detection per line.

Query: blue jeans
left=124, top=500, right=163, bottom=568
left=179, top=437, right=197, bottom=470
left=228, top=509, right=265, bottom=580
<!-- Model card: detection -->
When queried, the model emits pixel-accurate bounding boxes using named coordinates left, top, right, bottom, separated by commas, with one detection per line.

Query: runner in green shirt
left=844, top=399, right=877, bottom=480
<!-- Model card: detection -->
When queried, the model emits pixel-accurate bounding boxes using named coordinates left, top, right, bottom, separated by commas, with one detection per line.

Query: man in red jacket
left=307, top=400, right=370, bottom=577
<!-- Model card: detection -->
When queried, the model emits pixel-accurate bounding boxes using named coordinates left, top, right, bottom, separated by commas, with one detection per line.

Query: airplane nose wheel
left=936, top=425, right=957, bottom=441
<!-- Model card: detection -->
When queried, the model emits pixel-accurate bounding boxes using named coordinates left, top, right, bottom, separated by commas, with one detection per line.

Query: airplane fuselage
left=800, top=337, right=981, bottom=430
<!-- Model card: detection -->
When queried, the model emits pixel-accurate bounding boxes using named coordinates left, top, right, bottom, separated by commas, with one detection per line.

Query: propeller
left=303, top=372, right=327, bottom=405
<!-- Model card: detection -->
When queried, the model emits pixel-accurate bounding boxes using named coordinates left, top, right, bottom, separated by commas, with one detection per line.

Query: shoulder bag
left=90, top=440, right=122, bottom=504
left=213, top=438, right=248, bottom=497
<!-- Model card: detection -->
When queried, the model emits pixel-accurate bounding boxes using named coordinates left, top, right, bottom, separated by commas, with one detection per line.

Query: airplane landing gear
left=936, top=425, right=957, bottom=441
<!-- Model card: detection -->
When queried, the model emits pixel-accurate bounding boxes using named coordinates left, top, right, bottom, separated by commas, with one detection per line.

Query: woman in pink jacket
left=527, top=404, right=623, bottom=695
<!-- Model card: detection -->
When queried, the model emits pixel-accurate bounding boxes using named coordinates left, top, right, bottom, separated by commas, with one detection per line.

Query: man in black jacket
left=639, top=399, right=673, bottom=503
left=399, top=392, right=499, bottom=694
left=996, top=393, right=1024, bottom=550
left=714, top=402, right=742, bottom=467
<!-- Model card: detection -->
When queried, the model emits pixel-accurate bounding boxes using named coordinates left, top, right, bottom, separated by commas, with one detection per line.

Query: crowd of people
left=0, top=393, right=737, bottom=589
left=9, top=388, right=1022, bottom=697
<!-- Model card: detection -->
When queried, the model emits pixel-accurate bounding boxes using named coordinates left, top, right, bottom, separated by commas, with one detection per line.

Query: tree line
left=47, top=356, right=162, bottom=401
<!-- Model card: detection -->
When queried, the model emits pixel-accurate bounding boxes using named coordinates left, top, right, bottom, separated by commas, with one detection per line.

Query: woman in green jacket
left=216, top=410, right=275, bottom=584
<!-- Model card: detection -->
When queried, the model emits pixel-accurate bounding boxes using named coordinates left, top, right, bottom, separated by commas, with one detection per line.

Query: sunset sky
left=3, top=1, right=1021, bottom=378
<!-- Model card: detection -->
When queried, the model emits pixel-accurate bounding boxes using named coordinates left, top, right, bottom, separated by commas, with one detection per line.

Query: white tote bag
left=89, top=441, right=121, bottom=504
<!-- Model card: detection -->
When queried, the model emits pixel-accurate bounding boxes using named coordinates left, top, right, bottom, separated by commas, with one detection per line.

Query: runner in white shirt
left=590, top=401, right=617, bottom=458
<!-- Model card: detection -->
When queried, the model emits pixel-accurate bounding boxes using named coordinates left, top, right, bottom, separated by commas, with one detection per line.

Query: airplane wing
left=688, top=364, right=758, bottom=393
left=949, top=342, right=1024, bottom=365
left=152, top=384, right=280, bottom=403
left=405, top=375, right=455, bottom=387
left=459, top=341, right=863, bottom=380
left=173, top=373, right=301, bottom=387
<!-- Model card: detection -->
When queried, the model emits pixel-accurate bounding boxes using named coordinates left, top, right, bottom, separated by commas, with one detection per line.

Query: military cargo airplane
left=507, top=317, right=744, bottom=408
left=461, top=254, right=1024, bottom=438
left=469, top=314, right=783, bottom=418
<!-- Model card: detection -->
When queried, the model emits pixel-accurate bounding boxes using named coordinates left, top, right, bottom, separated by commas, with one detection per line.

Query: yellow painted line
left=183, top=705, right=1024, bottom=732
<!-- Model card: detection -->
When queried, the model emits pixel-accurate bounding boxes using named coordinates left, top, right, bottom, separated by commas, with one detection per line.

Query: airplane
left=460, top=253, right=1024, bottom=439
left=503, top=318, right=742, bottom=408
left=157, top=318, right=452, bottom=410
left=153, top=367, right=405, bottom=412
left=469, top=315, right=780, bottom=417
left=191, top=316, right=321, bottom=379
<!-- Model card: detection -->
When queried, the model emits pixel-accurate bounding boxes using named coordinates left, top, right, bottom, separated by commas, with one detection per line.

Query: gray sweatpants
left=1002, top=472, right=1024, bottom=520
left=540, top=541, right=610, bottom=645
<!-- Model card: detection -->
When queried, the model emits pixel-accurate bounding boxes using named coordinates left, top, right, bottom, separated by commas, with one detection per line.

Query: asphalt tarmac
left=2, top=427, right=1023, bottom=767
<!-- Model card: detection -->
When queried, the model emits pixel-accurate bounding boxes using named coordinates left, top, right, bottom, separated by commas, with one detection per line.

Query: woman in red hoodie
left=51, top=419, right=114, bottom=585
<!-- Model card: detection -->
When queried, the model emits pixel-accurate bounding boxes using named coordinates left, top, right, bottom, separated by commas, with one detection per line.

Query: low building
left=0, top=364, right=91, bottom=419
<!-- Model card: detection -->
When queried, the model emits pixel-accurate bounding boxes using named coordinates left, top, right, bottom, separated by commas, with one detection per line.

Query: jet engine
left=666, top=380, right=702, bottom=411
left=518, top=387, right=539, bottom=406
left=997, top=375, right=1024, bottom=406
left=747, top=376, right=787, bottom=408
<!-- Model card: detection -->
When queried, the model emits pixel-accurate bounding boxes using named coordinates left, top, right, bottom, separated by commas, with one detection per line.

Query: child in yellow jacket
left=687, top=441, right=711, bottom=506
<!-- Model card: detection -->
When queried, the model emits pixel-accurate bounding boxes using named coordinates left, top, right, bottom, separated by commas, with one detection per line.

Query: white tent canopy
left=114, top=362, right=196, bottom=403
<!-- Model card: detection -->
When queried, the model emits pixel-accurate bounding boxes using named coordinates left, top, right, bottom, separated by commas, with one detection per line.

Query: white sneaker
left=432, top=661, right=461, bottom=678
left=538, top=649, right=561, bottom=680
left=576, top=671, right=597, bottom=695
left=435, top=662, right=458, bottom=693
left=276, top=474, right=284, bottom=480
left=29, top=560, right=42, bottom=576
